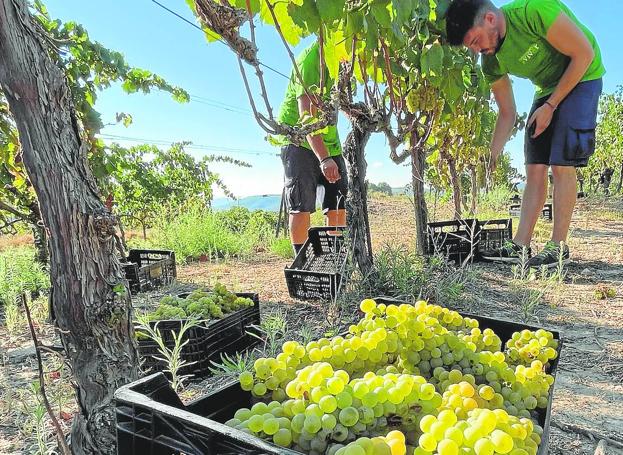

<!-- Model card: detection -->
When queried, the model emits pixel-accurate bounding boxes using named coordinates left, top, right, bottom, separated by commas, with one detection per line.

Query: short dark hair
left=445, top=0, right=496, bottom=46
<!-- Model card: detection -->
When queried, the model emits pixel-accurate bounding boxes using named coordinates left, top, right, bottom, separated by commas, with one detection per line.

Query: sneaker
left=527, top=241, right=570, bottom=269
left=481, top=240, right=532, bottom=263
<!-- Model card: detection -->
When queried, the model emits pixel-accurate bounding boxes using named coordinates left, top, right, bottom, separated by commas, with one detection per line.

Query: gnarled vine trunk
left=443, top=154, right=462, bottom=220
left=470, top=165, right=478, bottom=216
left=410, top=147, right=429, bottom=255
left=0, top=2, right=139, bottom=453
left=342, top=113, right=375, bottom=277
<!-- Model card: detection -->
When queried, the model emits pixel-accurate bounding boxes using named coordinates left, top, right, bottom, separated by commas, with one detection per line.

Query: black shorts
left=525, top=78, right=602, bottom=168
left=281, top=144, right=348, bottom=214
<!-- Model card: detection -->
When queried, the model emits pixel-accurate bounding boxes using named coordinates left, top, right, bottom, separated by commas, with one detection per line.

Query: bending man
left=446, top=0, right=605, bottom=267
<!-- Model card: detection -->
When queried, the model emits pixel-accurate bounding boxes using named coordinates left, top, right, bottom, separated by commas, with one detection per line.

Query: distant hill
left=213, top=187, right=408, bottom=212
left=212, top=194, right=282, bottom=212
left=211, top=184, right=528, bottom=212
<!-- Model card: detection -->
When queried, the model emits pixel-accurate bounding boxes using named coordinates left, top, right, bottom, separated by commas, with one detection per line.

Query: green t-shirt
left=277, top=42, right=342, bottom=157
left=482, top=0, right=605, bottom=99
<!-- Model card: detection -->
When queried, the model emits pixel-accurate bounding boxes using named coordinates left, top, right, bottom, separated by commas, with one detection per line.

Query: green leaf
left=440, top=68, right=466, bottom=106
left=260, top=1, right=302, bottom=45
left=365, top=16, right=379, bottom=50
left=232, top=0, right=261, bottom=14
left=316, top=0, right=345, bottom=23
left=371, top=2, right=392, bottom=28
left=323, top=29, right=348, bottom=80
left=435, top=0, right=452, bottom=19
left=346, top=11, right=364, bottom=37
left=421, top=42, right=444, bottom=76
left=288, top=0, right=321, bottom=34
left=393, top=0, right=414, bottom=25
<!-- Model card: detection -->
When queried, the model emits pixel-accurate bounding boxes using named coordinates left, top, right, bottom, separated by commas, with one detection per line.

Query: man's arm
left=490, top=75, right=517, bottom=169
left=298, top=94, right=340, bottom=183
left=529, top=13, right=595, bottom=137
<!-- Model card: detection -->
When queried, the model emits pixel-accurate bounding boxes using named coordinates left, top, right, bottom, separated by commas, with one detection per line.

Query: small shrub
left=479, top=185, right=515, bottom=214
left=151, top=203, right=253, bottom=261
left=215, top=206, right=252, bottom=233
left=244, top=210, right=278, bottom=247
left=343, top=244, right=472, bottom=308
left=271, top=238, right=294, bottom=259
left=0, top=247, right=50, bottom=306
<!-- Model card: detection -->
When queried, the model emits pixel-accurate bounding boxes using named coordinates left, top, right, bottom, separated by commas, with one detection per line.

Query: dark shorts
left=281, top=144, right=348, bottom=214
left=525, top=78, right=602, bottom=168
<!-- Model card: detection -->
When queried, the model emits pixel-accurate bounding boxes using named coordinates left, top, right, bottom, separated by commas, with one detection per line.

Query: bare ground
left=1, top=195, right=622, bottom=454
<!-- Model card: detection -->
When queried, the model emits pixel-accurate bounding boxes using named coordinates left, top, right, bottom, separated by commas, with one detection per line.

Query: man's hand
left=528, top=103, right=554, bottom=138
left=488, top=149, right=502, bottom=175
left=320, top=158, right=340, bottom=183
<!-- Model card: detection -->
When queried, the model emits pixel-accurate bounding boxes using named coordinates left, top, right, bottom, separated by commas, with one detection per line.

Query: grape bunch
left=229, top=298, right=558, bottom=455
left=417, top=408, right=541, bottom=455
left=146, top=282, right=253, bottom=321
left=328, top=430, right=407, bottom=455
left=505, top=329, right=559, bottom=368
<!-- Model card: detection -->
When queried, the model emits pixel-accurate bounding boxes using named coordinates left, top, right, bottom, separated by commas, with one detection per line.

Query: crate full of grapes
left=135, top=284, right=261, bottom=379
left=117, top=298, right=561, bottom=455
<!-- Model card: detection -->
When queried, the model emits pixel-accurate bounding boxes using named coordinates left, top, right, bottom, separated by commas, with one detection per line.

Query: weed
left=511, top=246, right=534, bottom=282
left=0, top=247, right=49, bottom=306
left=134, top=313, right=202, bottom=392
left=270, top=237, right=294, bottom=259
left=209, top=351, right=253, bottom=382
left=518, top=288, right=545, bottom=323
left=248, top=308, right=287, bottom=358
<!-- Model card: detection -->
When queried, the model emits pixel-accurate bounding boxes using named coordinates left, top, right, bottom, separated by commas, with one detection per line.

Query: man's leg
left=514, top=164, right=548, bottom=246
left=325, top=209, right=346, bottom=227
left=290, top=212, right=310, bottom=253
left=551, top=165, right=577, bottom=243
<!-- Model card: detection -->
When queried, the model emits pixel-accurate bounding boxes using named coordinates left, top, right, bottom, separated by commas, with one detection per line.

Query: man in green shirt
left=278, top=41, right=348, bottom=254
left=446, top=0, right=605, bottom=267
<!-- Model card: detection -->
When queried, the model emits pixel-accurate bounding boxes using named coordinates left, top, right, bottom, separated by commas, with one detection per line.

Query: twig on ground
left=594, top=326, right=606, bottom=350
left=552, top=420, right=623, bottom=449
left=23, top=293, right=71, bottom=455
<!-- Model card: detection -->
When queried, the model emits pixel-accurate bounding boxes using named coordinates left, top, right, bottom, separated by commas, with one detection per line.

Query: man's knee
left=290, top=212, right=310, bottom=223
left=525, top=164, right=548, bottom=183
left=551, top=165, right=577, bottom=180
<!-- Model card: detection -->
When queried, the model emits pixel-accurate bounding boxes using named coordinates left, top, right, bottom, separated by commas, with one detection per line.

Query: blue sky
left=45, top=0, right=622, bottom=198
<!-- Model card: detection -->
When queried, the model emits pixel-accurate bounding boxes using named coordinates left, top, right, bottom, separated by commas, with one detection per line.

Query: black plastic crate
left=284, top=227, right=347, bottom=301
left=124, top=249, right=177, bottom=294
left=426, top=219, right=480, bottom=264
left=509, top=204, right=553, bottom=221
left=542, top=203, right=553, bottom=221
left=138, top=293, right=260, bottom=378
left=116, top=308, right=562, bottom=455
left=478, top=219, right=513, bottom=258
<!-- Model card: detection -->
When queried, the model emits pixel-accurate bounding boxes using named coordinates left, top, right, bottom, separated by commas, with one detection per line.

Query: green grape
left=438, top=438, right=459, bottom=455
left=491, top=430, right=514, bottom=454
left=474, top=438, right=495, bottom=455
left=303, top=415, right=321, bottom=433
left=420, top=414, right=437, bottom=433
left=336, top=391, right=353, bottom=409
left=273, top=428, right=292, bottom=447
left=319, top=395, right=338, bottom=413
left=263, top=418, right=279, bottom=435
left=338, top=407, right=359, bottom=427
left=247, top=414, right=264, bottom=433
left=419, top=433, right=437, bottom=452
left=291, top=414, right=305, bottom=433
left=252, top=383, right=267, bottom=397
